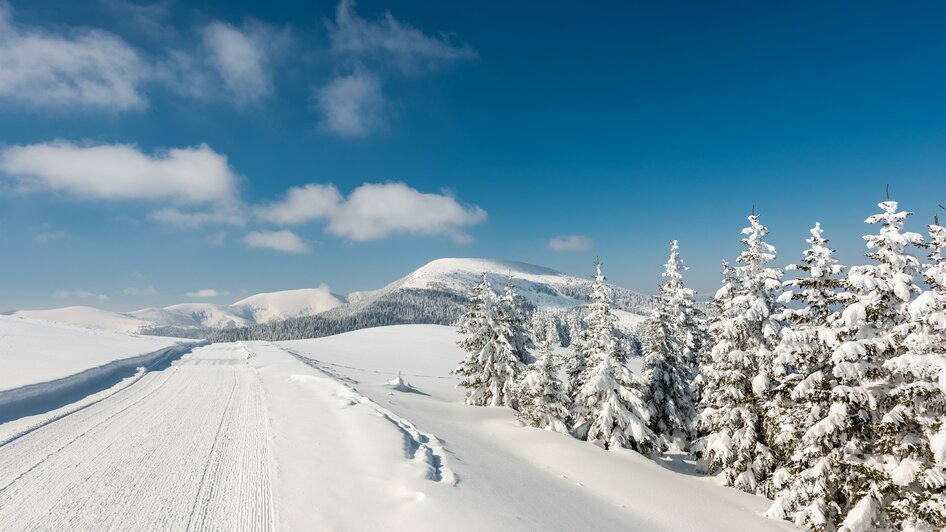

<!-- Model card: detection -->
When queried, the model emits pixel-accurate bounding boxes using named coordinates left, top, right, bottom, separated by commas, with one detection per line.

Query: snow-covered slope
left=350, top=258, right=584, bottom=308
left=130, top=303, right=250, bottom=329
left=0, top=323, right=791, bottom=530
left=349, top=258, right=653, bottom=313
left=11, top=306, right=150, bottom=335
left=231, top=285, right=344, bottom=324
left=268, top=325, right=792, bottom=531
left=0, top=315, right=183, bottom=391
left=10, top=285, right=344, bottom=336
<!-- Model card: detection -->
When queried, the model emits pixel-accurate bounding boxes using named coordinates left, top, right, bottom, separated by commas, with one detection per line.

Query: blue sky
left=1, top=0, right=946, bottom=311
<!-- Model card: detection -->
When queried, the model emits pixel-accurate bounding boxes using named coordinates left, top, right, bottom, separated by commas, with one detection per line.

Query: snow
left=10, top=285, right=344, bottom=334
left=130, top=303, right=250, bottom=329
left=0, top=321, right=794, bottom=530
left=348, top=257, right=653, bottom=315
left=11, top=305, right=149, bottom=334
left=0, top=315, right=183, bottom=391
left=230, top=285, right=344, bottom=323
left=0, top=343, right=276, bottom=530
left=276, top=324, right=794, bottom=530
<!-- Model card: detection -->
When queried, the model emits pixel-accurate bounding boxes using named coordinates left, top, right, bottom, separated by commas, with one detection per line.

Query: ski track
left=0, top=343, right=277, bottom=531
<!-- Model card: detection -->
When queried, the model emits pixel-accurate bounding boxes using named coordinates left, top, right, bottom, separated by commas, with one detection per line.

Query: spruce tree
left=766, top=223, right=851, bottom=529
left=498, top=273, right=535, bottom=367
left=880, top=215, right=946, bottom=529
left=692, top=260, right=734, bottom=407
left=569, top=260, right=656, bottom=452
left=697, top=213, right=782, bottom=494
left=642, top=240, right=700, bottom=450
left=516, top=332, right=570, bottom=433
left=545, top=314, right=562, bottom=348
left=453, top=273, right=529, bottom=407
left=820, top=199, right=923, bottom=531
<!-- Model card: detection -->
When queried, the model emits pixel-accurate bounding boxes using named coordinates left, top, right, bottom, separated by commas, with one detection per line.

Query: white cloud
left=257, top=181, right=485, bottom=242
left=328, top=0, right=476, bottom=74
left=243, top=229, right=309, bottom=254
left=315, top=70, right=384, bottom=137
left=548, top=235, right=594, bottom=252
left=0, top=142, right=242, bottom=222
left=53, top=289, right=109, bottom=301
left=186, top=288, right=229, bottom=298
left=203, top=20, right=285, bottom=105
left=0, top=3, right=287, bottom=110
left=315, top=0, right=475, bottom=137
left=123, top=285, right=158, bottom=296
left=329, top=182, right=485, bottom=241
left=256, top=183, right=341, bottom=224
left=0, top=2, right=148, bottom=111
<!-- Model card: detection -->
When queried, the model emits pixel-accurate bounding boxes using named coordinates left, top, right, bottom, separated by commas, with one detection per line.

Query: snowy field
left=0, top=315, right=185, bottom=391
left=0, top=322, right=794, bottom=531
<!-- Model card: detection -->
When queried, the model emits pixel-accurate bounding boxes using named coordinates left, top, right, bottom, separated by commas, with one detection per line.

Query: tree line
left=452, top=197, right=946, bottom=531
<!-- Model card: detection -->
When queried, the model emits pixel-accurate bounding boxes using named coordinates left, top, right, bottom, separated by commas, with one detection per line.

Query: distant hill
left=11, top=285, right=344, bottom=338
left=209, top=258, right=654, bottom=343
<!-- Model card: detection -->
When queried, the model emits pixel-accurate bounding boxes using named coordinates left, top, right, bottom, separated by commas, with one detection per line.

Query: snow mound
left=384, top=372, right=423, bottom=394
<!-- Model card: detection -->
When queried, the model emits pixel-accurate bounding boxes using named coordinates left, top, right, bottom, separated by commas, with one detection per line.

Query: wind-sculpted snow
left=0, top=343, right=277, bottom=531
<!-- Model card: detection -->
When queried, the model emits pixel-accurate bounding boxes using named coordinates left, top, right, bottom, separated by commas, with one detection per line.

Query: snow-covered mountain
left=12, top=259, right=653, bottom=340
left=349, top=257, right=653, bottom=313
left=211, top=258, right=654, bottom=343
left=130, top=303, right=251, bottom=330
left=10, top=286, right=345, bottom=337
left=231, top=286, right=344, bottom=323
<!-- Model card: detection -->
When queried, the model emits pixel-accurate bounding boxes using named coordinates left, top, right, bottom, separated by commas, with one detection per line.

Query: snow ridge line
left=278, top=345, right=458, bottom=486
left=0, top=342, right=204, bottom=449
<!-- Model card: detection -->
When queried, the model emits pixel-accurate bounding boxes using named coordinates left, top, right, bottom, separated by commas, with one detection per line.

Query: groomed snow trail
left=0, top=343, right=276, bottom=531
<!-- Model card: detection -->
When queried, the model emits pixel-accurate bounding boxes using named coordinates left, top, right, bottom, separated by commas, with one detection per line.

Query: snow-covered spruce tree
left=452, top=273, right=530, bottom=407
left=815, top=199, right=924, bottom=531
left=569, top=260, right=656, bottom=452
left=530, top=309, right=547, bottom=346
left=766, top=223, right=851, bottom=529
left=642, top=240, right=701, bottom=450
left=692, top=260, right=734, bottom=408
left=516, top=329, right=570, bottom=433
left=544, top=314, right=562, bottom=348
left=880, top=215, right=946, bottom=529
left=696, top=213, right=782, bottom=494
left=498, top=274, right=535, bottom=366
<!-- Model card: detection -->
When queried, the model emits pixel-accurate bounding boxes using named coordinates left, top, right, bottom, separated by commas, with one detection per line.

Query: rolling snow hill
left=10, top=306, right=151, bottom=335
left=10, top=285, right=344, bottom=337
left=210, top=258, right=654, bottom=342
left=231, top=286, right=344, bottom=323
left=348, top=257, right=653, bottom=313
left=11, top=258, right=654, bottom=342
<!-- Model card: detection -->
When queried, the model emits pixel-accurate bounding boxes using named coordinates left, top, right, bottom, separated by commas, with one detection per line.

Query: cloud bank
left=0, top=3, right=286, bottom=111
